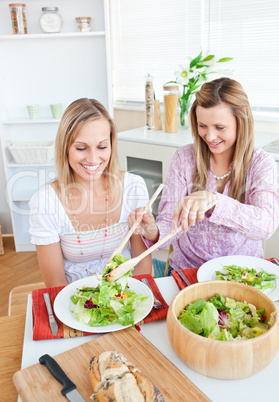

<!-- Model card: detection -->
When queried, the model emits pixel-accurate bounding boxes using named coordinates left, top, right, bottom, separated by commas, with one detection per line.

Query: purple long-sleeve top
left=146, top=144, right=279, bottom=269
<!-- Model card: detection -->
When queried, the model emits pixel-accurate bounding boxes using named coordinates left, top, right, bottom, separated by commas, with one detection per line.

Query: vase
left=179, top=94, right=192, bottom=127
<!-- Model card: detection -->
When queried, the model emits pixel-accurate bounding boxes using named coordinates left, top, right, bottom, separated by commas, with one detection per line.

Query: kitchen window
left=109, top=0, right=279, bottom=117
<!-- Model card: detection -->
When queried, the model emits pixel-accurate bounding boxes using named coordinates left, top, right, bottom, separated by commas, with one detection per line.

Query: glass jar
left=40, top=7, right=63, bottom=33
left=145, top=74, right=154, bottom=130
left=75, top=17, right=91, bottom=32
left=163, top=85, right=179, bottom=133
left=9, top=3, right=27, bottom=34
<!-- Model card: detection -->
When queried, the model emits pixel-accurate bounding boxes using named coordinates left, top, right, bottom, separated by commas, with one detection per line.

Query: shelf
left=7, top=161, right=55, bottom=168
left=0, top=31, right=105, bottom=40
left=2, top=118, right=60, bottom=125
left=0, top=0, right=111, bottom=251
left=12, top=189, right=37, bottom=201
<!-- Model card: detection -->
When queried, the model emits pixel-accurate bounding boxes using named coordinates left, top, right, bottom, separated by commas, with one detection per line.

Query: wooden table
left=0, top=315, right=25, bottom=402
left=4, top=279, right=279, bottom=402
left=1, top=282, right=45, bottom=402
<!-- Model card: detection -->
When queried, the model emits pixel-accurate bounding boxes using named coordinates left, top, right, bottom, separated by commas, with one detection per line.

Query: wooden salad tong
left=106, top=225, right=182, bottom=282
left=104, top=183, right=164, bottom=269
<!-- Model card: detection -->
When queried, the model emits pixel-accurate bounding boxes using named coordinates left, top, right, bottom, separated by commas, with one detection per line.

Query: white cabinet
left=118, top=140, right=177, bottom=216
left=0, top=0, right=112, bottom=251
left=118, top=127, right=192, bottom=216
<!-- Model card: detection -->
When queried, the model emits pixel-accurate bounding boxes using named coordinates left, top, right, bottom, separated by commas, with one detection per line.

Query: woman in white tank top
left=29, top=98, right=152, bottom=287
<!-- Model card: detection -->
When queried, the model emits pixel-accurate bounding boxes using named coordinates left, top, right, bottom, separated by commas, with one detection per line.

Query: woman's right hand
left=171, top=190, right=217, bottom=232
left=128, top=208, right=159, bottom=242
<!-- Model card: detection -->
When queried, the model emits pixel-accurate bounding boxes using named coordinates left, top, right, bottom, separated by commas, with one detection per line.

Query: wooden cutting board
left=13, top=327, right=210, bottom=401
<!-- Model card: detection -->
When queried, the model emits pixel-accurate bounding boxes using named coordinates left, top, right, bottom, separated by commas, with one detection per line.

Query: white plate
left=197, top=255, right=279, bottom=301
left=53, top=276, right=154, bottom=333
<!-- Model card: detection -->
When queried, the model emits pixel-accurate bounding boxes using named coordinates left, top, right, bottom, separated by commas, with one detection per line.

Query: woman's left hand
left=171, top=191, right=217, bottom=232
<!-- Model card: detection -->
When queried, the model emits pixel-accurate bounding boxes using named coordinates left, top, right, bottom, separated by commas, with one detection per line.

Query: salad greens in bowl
left=54, top=255, right=153, bottom=333
left=167, top=281, right=279, bottom=379
left=178, top=293, right=274, bottom=341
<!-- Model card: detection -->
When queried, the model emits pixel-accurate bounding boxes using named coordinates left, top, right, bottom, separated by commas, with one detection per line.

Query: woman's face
left=68, top=117, right=111, bottom=184
left=196, top=102, right=237, bottom=160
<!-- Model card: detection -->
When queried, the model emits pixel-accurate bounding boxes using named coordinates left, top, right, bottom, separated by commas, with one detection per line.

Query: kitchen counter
left=118, top=127, right=279, bottom=160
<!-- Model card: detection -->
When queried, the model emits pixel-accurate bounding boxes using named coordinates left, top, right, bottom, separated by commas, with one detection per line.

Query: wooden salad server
left=104, top=183, right=164, bottom=269
left=106, top=225, right=182, bottom=282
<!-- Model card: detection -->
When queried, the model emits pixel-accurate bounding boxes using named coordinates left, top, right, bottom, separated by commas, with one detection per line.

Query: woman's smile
left=207, top=140, right=224, bottom=148
left=81, top=162, right=102, bottom=173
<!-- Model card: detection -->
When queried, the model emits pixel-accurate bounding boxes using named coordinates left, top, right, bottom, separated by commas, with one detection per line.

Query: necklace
left=213, top=170, right=231, bottom=180
left=69, top=189, right=109, bottom=276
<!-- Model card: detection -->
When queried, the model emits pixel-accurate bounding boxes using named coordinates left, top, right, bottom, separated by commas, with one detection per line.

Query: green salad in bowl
left=178, top=293, right=275, bottom=341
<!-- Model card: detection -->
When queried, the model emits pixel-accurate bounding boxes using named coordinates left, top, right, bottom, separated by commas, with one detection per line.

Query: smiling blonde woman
left=29, top=98, right=152, bottom=287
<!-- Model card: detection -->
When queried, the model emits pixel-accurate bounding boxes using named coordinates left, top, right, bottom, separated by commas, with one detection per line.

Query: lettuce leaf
left=199, top=302, right=219, bottom=337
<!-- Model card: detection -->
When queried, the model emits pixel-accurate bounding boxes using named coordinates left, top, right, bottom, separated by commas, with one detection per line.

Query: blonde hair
left=190, top=78, right=254, bottom=201
left=54, top=98, right=121, bottom=202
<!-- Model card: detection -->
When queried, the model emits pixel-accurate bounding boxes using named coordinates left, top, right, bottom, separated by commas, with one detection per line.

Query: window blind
left=109, top=0, right=279, bottom=109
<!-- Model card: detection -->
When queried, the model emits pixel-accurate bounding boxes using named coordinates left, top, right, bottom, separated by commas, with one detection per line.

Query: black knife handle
left=39, top=354, right=76, bottom=396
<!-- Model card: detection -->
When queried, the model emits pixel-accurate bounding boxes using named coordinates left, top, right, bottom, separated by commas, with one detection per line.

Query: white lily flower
left=201, top=65, right=216, bottom=74
left=169, top=51, right=232, bottom=127
left=201, top=55, right=218, bottom=67
left=174, top=65, right=194, bottom=85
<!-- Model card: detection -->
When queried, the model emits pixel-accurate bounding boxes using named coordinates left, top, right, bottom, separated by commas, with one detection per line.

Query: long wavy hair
left=54, top=98, right=121, bottom=203
left=190, top=77, right=254, bottom=201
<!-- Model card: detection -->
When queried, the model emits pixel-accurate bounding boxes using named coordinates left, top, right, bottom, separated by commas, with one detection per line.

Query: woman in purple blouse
left=129, top=77, right=279, bottom=276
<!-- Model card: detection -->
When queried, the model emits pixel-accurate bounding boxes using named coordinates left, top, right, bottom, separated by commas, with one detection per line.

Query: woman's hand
left=128, top=208, right=159, bottom=242
left=171, top=191, right=217, bottom=232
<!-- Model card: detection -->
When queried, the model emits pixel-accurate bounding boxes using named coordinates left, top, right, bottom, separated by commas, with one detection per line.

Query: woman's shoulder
left=252, top=147, right=276, bottom=167
left=175, top=143, right=195, bottom=158
left=171, top=144, right=195, bottom=169
left=30, top=182, right=53, bottom=199
left=124, top=171, right=146, bottom=186
left=29, top=182, right=57, bottom=208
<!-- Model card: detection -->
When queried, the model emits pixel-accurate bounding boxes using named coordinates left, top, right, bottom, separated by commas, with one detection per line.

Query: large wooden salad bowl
left=167, top=281, right=279, bottom=379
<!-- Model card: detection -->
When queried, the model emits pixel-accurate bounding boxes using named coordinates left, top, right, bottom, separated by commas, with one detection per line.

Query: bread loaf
left=88, top=351, right=164, bottom=401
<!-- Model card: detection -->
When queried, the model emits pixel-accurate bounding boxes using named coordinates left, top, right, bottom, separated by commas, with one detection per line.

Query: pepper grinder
left=145, top=74, right=154, bottom=130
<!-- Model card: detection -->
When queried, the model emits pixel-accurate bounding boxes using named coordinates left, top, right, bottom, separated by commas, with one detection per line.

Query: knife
left=39, top=354, right=86, bottom=402
left=175, top=267, right=192, bottom=287
left=43, top=292, right=59, bottom=336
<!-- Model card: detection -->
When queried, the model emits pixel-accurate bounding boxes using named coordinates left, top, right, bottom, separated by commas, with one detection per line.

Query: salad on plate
left=178, top=293, right=275, bottom=341
left=215, top=265, right=277, bottom=291
left=70, top=254, right=149, bottom=328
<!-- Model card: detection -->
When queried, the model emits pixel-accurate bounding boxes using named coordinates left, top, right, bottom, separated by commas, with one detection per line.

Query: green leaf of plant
left=201, top=55, right=215, bottom=62
left=191, top=85, right=201, bottom=92
left=190, top=51, right=203, bottom=68
left=217, top=57, right=233, bottom=63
